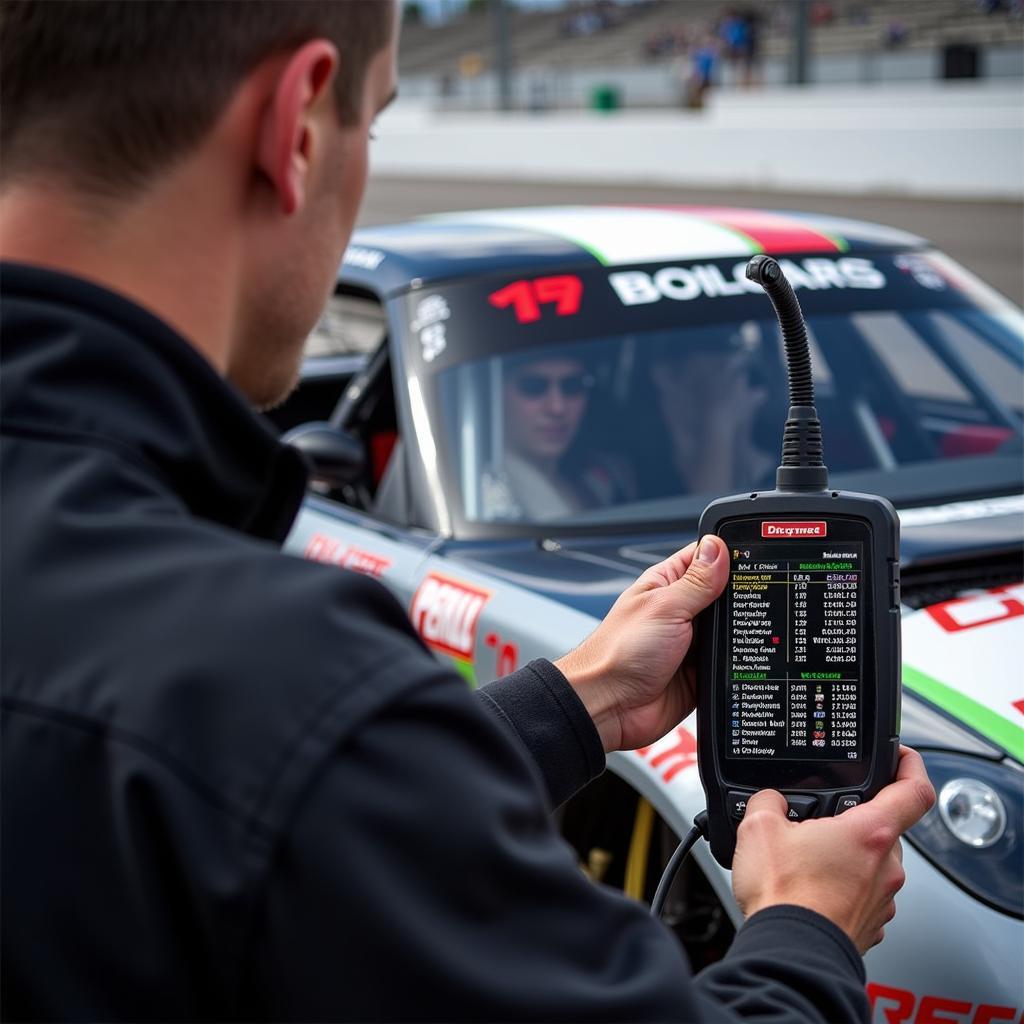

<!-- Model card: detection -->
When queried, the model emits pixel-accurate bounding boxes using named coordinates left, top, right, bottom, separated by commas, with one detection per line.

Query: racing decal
left=662, top=206, right=847, bottom=254
left=897, top=495, right=1024, bottom=528
left=635, top=725, right=698, bottom=784
left=410, top=294, right=450, bottom=363
left=431, top=207, right=927, bottom=266
left=303, top=533, right=392, bottom=578
left=609, top=257, right=885, bottom=306
left=903, top=663, right=1024, bottom=763
left=484, top=632, right=519, bottom=677
left=761, top=521, right=827, bottom=538
left=342, top=245, right=385, bottom=270
left=436, top=207, right=755, bottom=265
left=868, top=983, right=1020, bottom=1024
left=902, top=579, right=1024, bottom=759
left=488, top=275, right=583, bottom=324
left=894, top=254, right=948, bottom=291
left=410, top=573, right=491, bottom=661
left=785, top=212, right=924, bottom=250
left=926, top=584, right=1024, bottom=633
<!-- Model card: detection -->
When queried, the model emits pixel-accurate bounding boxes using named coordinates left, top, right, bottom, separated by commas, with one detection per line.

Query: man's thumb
left=744, top=788, right=790, bottom=820
left=669, top=535, right=730, bottom=619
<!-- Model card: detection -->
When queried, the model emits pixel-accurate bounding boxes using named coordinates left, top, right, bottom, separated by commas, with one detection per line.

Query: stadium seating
left=399, top=0, right=1023, bottom=76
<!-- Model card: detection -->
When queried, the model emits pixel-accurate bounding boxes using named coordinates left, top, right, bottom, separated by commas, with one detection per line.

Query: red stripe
left=646, top=206, right=842, bottom=254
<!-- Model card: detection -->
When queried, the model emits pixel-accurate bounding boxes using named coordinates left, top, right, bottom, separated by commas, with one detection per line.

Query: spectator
left=688, top=34, right=719, bottom=108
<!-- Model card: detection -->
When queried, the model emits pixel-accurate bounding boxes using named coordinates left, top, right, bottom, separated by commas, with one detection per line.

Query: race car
left=268, top=206, right=1024, bottom=1021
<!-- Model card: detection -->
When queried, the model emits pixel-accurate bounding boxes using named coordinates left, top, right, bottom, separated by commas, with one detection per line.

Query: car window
left=305, top=292, right=387, bottom=358
left=927, top=311, right=1024, bottom=418
left=401, top=253, right=1023, bottom=534
left=858, top=312, right=972, bottom=404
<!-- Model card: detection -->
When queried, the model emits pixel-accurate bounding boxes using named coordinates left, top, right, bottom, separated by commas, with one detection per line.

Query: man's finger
left=850, top=746, right=935, bottom=836
left=743, top=788, right=789, bottom=820
left=664, top=535, right=730, bottom=620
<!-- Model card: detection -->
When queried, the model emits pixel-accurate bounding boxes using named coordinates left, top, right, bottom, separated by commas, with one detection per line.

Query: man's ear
left=256, top=39, right=339, bottom=216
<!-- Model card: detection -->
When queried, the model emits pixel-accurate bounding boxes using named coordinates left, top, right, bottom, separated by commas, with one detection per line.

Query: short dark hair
left=0, top=0, right=393, bottom=195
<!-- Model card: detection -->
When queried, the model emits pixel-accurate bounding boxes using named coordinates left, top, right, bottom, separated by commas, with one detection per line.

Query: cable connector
left=693, top=809, right=709, bottom=838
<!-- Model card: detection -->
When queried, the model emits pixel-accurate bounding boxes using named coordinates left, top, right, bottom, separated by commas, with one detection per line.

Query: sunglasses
left=512, top=373, right=593, bottom=399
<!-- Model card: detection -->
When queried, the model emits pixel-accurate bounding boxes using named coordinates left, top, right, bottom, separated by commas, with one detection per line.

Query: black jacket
left=1, top=263, right=868, bottom=1023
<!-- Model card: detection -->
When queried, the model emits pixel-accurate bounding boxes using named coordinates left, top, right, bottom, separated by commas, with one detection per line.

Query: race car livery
left=275, top=206, right=1024, bottom=1018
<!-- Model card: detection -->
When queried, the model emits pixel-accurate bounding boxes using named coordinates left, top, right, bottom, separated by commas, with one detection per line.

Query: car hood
left=449, top=496, right=1023, bottom=761
left=453, top=495, right=1022, bottom=614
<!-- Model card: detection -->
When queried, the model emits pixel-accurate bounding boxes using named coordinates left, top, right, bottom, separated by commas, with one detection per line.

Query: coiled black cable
left=746, top=255, right=814, bottom=410
left=746, top=255, right=829, bottom=490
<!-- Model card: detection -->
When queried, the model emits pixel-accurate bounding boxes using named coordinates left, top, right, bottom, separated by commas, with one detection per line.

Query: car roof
left=338, top=205, right=930, bottom=296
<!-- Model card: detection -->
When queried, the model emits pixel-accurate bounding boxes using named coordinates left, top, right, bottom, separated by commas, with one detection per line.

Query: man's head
left=504, top=356, right=592, bottom=467
left=0, top=0, right=398, bottom=407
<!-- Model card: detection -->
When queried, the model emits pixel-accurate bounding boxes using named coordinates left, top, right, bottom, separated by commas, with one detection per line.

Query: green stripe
left=545, top=231, right=609, bottom=266
left=817, top=229, right=850, bottom=253
left=451, top=657, right=477, bottom=688
left=711, top=223, right=763, bottom=255
left=420, top=212, right=610, bottom=266
left=903, top=663, right=1024, bottom=761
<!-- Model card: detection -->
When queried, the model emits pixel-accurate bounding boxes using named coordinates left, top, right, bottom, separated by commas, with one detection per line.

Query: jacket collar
left=0, top=261, right=309, bottom=543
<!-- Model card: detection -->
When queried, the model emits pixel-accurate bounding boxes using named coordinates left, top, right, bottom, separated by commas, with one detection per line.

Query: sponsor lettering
left=635, top=725, right=698, bottom=783
left=343, top=246, right=385, bottom=270
left=761, top=521, right=828, bottom=538
left=410, top=574, right=490, bottom=660
left=926, top=583, right=1024, bottom=633
left=485, top=632, right=519, bottom=677
left=609, top=257, right=885, bottom=306
left=303, top=533, right=391, bottom=578
left=867, top=983, right=1019, bottom=1024
left=411, top=294, right=451, bottom=363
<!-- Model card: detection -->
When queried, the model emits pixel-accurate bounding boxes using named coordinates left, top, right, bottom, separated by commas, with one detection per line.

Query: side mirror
left=282, top=421, right=366, bottom=490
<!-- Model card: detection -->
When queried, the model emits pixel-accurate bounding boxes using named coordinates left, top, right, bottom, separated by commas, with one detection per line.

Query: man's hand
left=554, top=536, right=729, bottom=752
left=732, top=746, right=936, bottom=953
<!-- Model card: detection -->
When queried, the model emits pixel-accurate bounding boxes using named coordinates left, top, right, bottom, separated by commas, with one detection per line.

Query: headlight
left=938, top=778, right=1006, bottom=848
left=907, top=752, right=1022, bottom=918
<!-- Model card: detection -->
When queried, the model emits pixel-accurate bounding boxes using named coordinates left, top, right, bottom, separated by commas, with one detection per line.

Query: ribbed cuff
left=478, top=659, right=605, bottom=809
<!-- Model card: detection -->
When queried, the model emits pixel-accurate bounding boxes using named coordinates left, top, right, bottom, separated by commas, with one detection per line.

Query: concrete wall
left=372, top=81, right=1023, bottom=199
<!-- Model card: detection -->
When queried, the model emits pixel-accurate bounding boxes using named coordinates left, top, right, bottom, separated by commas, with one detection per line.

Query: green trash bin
left=590, top=84, right=620, bottom=112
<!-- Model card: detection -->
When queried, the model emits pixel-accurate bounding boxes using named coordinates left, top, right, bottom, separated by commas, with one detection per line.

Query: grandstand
left=398, top=0, right=1023, bottom=83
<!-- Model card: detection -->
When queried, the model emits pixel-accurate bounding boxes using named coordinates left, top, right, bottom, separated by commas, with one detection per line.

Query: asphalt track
left=359, top=177, right=1024, bottom=307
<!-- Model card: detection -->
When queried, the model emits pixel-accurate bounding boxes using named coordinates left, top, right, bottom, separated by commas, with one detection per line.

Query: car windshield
left=402, top=251, right=1023, bottom=534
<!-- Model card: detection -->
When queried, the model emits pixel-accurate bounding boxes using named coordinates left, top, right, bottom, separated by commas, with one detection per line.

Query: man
left=0, top=2, right=933, bottom=1021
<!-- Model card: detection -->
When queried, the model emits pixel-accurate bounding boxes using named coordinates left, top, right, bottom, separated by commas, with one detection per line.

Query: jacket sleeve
left=241, top=667, right=868, bottom=1023
left=476, top=659, right=605, bottom=808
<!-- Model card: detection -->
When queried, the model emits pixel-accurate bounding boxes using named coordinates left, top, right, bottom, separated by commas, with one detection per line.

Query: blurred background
left=359, top=0, right=1024, bottom=303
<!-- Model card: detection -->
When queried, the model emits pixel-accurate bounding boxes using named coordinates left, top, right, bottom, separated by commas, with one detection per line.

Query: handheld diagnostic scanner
left=695, top=255, right=901, bottom=871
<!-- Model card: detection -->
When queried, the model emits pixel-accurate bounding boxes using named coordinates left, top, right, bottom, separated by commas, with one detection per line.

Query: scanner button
left=784, top=795, right=818, bottom=821
left=727, top=791, right=751, bottom=822
left=835, top=794, right=861, bottom=815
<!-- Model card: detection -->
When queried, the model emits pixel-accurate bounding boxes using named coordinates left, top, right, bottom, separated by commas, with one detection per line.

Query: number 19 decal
left=488, top=275, right=583, bottom=324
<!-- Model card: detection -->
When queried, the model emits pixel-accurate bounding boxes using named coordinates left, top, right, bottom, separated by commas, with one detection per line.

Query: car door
left=277, top=287, right=439, bottom=616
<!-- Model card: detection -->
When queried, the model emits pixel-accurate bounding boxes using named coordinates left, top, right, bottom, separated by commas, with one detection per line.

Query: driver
left=486, top=352, right=632, bottom=520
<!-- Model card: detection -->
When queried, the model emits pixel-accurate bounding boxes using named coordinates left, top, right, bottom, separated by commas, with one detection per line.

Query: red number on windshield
left=488, top=275, right=583, bottom=324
